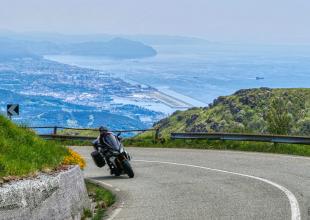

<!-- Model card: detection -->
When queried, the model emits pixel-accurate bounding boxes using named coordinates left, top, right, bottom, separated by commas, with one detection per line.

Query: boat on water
left=256, top=76, right=264, bottom=80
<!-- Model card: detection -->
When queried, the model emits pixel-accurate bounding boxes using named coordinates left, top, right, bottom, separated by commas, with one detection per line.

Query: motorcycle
left=91, top=132, right=134, bottom=178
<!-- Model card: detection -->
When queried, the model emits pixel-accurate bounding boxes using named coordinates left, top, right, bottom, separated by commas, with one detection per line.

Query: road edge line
left=134, top=159, right=301, bottom=220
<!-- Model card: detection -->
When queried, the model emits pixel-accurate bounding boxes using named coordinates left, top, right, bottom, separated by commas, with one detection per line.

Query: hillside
left=0, top=115, right=68, bottom=178
left=67, top=38, right=157, bottom=58
left=0, top=38, right=41, bottom=60
left=153, top=88, right=310, bottom=137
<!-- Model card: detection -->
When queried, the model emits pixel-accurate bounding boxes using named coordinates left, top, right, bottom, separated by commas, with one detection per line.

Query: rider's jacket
left=99, top=133, right=111, bottom=147
left=95, top=132, right=121, bottom=151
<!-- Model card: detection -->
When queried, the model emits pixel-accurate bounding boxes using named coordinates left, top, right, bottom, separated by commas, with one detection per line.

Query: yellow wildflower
left=63, top=148, right=86, bottom=170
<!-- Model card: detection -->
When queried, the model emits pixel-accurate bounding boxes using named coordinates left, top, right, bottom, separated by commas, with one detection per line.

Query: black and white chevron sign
left=7, top=104, right=19, bottom=116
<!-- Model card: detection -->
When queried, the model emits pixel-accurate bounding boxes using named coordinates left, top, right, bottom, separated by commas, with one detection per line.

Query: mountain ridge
left=0, top=37, right=157, bottom=60
left=67, top=37, right=157, bottom=58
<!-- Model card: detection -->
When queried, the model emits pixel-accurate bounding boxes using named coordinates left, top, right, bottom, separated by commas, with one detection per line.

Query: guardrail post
left=154, top=128, right=160, bottom=143
left=53, top=126, right=57, bottom=135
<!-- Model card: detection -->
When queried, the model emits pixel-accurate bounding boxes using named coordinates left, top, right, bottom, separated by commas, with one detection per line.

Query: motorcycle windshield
left=105, top=134, right=121, bottom=151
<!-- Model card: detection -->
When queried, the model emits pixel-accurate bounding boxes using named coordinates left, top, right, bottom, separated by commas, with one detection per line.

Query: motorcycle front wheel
left=122, top=160, right=134, bottom=178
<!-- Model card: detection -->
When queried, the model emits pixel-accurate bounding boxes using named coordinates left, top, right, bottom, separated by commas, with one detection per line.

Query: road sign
left=7, top=104, right=19, bottom=117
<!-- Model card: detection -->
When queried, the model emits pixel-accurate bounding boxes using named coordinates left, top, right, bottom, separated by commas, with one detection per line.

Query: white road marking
left=106, top=202, right=124, bottom=220
left=209, top=150, right=310, bottom=161
left=134, top=159, right=301, bottom=220
left=98, top=181, right=113, bottom=188
left=115, top=188, right=121, bottom=192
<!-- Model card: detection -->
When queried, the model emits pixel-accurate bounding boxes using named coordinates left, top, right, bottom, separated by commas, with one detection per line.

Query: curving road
left=73, top=146, right=310, bottom=220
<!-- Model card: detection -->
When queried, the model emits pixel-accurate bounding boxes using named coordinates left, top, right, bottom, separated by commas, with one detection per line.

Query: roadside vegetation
left=82, top=180, right=115, bottom=220
left=0, top=115, right=85, bottom=179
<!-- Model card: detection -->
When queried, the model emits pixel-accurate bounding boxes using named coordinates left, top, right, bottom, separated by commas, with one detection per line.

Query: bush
left=297, top=118, right=310, bottom=136
left=266, top=97, right=292, bottom=135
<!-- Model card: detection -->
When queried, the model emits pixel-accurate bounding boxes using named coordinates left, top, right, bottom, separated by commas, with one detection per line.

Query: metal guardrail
left=29, top=126, right=157, bottom=134
left=38, top=134, right=97, bottom=141
left=28, top=126, right=310, bottom=145
left=29, top=126, right=159, bottom=142
left=171, top=132, right=310, bottom=145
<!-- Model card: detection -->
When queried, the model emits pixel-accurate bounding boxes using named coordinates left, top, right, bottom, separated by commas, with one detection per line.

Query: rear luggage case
left=91, top=150, right=106, bottom=167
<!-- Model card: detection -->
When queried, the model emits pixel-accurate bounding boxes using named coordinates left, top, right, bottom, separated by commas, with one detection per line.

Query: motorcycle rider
left=94, top=126, right=121, bottom=174
left=91, top=126, right=134, bottom=177
left=94, top=126, right=116, bottom=150
left=98, top=126, right=110, bottom=147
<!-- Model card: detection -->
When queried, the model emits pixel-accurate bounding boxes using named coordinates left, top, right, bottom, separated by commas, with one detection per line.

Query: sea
left=46, top=43, right=310, bottom=108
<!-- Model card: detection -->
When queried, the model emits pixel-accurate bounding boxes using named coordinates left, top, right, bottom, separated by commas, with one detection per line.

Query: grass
left=54, top=128, right=97, bottom=146
left=0, top=115, right=69, bottom=178
left=58, top=128, right=98, bottom=137
left=53, top=139, right=93, bottom=146
left=85, top=180, right=115, bottom=220
left=82, top=208, right=92, bottom=219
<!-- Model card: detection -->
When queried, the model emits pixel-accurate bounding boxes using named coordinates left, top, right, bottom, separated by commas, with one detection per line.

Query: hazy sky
left=1, top=0, right=310, bottom=43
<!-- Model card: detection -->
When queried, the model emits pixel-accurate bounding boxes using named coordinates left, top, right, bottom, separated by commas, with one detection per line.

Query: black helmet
left=99, top=126, right=109, bottom=132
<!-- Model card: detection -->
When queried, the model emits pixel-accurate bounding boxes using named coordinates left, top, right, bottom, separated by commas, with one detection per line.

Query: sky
left=1, top=0, right=310, bottom=44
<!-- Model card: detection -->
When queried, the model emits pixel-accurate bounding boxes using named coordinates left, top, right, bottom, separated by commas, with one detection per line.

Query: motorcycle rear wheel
left=122, top=160, right=134, bottom=178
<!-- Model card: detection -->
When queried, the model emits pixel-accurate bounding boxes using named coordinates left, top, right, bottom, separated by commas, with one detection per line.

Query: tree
left=297, top=118, right=310, bottom=136
left=266, top=97, right=292, bottom=135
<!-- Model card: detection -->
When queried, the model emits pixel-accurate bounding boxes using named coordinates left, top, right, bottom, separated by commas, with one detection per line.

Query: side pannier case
left=91, top=151, right=106, bottom=167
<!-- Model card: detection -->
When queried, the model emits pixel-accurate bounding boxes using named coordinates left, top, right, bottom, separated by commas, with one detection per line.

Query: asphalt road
left=73, top=146, right=310, bottom=220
